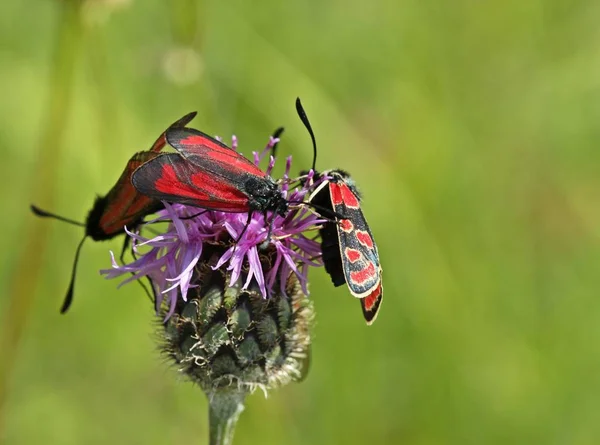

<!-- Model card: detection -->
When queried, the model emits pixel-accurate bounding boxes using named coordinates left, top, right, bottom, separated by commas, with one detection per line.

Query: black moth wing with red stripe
left=32, top=112, right=198, bottom=314
left=166, top=127, right=287, bottom=215
left=309, top=170, right=383, bottom=324
left=59, top=113, right=197, bottom=313
left=132, top=127, right=288, bottom=216
left=166, top=127, right=267, bottom=181
left=360, top=283, right=383, bottom=325
left=308, top=173, right=348, bottom=287
left=86, top=151, right=162, bottom=240
left=316, top=212, right=346, bottom=287
left=311, top=170, right=380, bottom=298
left=87, top=111, right=198, bottom=240
left=148, top=112, right=197, bottom=153
left=59, top=152, right=163, bottom=314
left=132, top=152, right=255, bottom=212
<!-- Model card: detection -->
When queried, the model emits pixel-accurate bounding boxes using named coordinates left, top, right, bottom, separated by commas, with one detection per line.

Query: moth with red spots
left=31, top=111, right=197, bottom=313
left=308, top=170, right=383, bottom=324
left=295, top=98, right=383, bottom=324
left=131, top=126, right=289, bottom=227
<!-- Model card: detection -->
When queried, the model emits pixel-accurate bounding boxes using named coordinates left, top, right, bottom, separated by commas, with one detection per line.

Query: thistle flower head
left=101, top=133, right=324, bottom=393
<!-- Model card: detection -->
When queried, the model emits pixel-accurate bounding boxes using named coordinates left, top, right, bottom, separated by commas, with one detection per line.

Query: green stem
left=208, top=389, right=247, bottom=445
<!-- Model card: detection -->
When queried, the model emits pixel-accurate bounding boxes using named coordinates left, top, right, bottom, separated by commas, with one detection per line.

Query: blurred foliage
left=2, top=0, right=600, bottom=444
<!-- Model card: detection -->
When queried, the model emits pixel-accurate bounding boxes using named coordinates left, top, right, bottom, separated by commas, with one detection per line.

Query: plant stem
left=208, top=389, right=247, bottom=445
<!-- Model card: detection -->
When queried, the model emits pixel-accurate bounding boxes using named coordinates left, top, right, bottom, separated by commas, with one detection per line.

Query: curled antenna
left=295, top=98, right=318, bottom=171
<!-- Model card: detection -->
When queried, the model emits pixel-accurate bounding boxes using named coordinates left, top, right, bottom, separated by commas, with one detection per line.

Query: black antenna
left=31, top=205, right=85, bottom=227
left=270, top=127, right=285, bottom=158
left=180, top=209, right=208, bottom=220
left=287, top=200, right=345, bottom=221
left=119, top=236, right=132, bottom=264
left=295, top=98, right=318, bottom=171
left=31, top=204, right=87, bottom=313
left=60, top=235, right=87, bottom=313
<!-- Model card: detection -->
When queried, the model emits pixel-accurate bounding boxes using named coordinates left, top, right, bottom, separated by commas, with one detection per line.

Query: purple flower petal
left=101, top=133, right=330, bottom=320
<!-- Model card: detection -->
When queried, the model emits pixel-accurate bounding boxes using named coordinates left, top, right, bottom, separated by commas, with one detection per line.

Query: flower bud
left=160, top=242, right=314, bottom=394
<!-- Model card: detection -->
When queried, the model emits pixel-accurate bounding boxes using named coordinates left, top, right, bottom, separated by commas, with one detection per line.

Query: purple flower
left=100, top=133, right=327, bottom=321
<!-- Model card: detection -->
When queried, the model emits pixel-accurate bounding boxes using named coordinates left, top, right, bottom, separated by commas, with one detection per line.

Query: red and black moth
left=295, top=98, right=383, bottom=324
left=308, top=170, right=383, bottom=324
left=82, top=112, right=198, bottom=241
left=31, top=111, right=197, bottom=313
left=131, top=126, right=289, bottom=227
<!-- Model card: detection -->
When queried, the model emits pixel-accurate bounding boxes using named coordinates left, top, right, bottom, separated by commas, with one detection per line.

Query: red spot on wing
left=360, top=283, right=383, bottom=325
left=349, top=262, right=376, bottom=286
left=330, top=183, right=344, bottom=206
left=339, top=183, right=360, bottom=208
left=331, top=182, right=360, bottom=208
left=339, top=219, right=354, bottom=233
left=356, top=230, right=374, bottom=249
left=345, top=248, right=362, bottom=263
left=362, top=284, right=381, bottom=311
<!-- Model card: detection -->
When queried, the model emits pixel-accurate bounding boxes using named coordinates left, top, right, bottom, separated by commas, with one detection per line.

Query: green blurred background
left=2, top=0, right=600, bottom=443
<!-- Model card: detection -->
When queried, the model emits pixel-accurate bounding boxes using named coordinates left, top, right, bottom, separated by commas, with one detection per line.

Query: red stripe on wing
left=96, top=113, right=200, bottom=235
left=97, top=151, right=162, bottom=236
left=340, top=183, right=360, bottom=208
left=331, top=182, right=359, bottom=208
left=132, top=153, right=251, bottom=212
left=150, top=112, right=197, bottom=152
left=330, top=182, right=344, bottom=206
left=99, top=195, right=156, bottom=235
left=155, top=165, right=211, bottom=201
left=167, top=128, right=267, bottom=179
